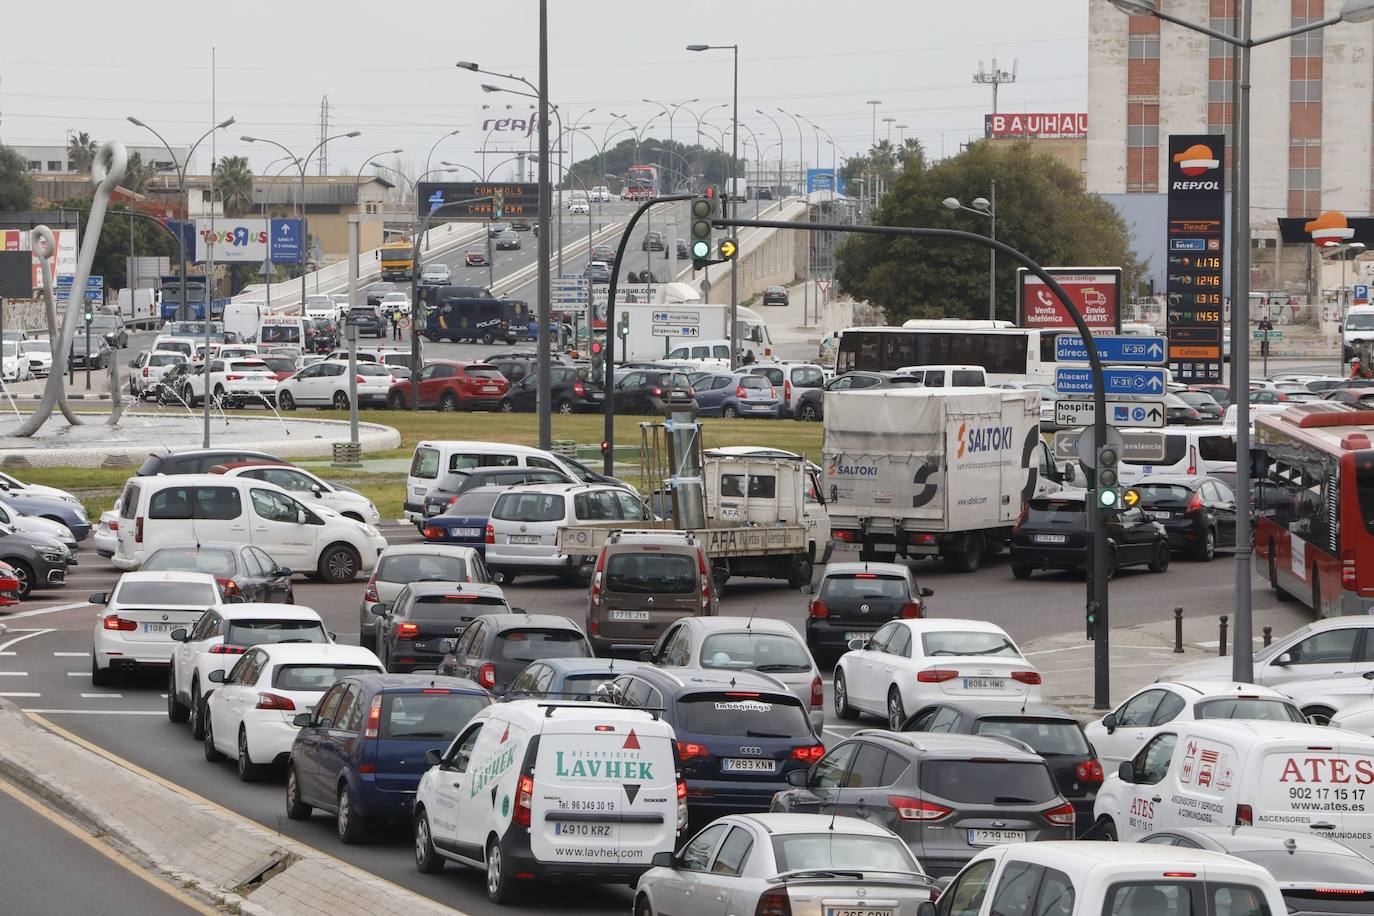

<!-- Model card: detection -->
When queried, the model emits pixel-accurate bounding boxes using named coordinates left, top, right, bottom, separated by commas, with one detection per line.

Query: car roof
left=115, top=570, right=220, bottom=586
left=344, top=672, right=487, bottom=695
left=633, top=666, right=789, bottom=694
left=207, top=460, right=291, bottom=473
left=255, top=643, right=381, bottom=665
left=1165, top=718, right=1359, bottom=744
left=1164, top=680, right=1291, bottom=700
left=681, top=617, right=802, bottom=639
left=822, top=561, right=911, bottom=577
left=379, top=543, right=482, bottom=561
left=403, top=581, right=507, bottom=600
left=482, top=697, right=674, bottom=731
left=207, top=602, right=324, bottom=622
left=145, top=542, right=243, bottom=555
left=483, top=613, right=582, bottom=633
left=536, top=657, right=648, bottom=675
left=910, top=698, right=1079, bottom=721
left=733, top=812, right=898, bottom=838
left=873, top=729, right=1045, bottom=759
left=896, top=618, right=1011, bottom=636
left=984, top=840, right=1279, bottom=874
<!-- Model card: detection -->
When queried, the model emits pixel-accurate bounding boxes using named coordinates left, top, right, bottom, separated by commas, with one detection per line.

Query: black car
left=675, top=239, right=688, bottom=259
left=154, top=361, right=204, bottom=405
left=437, top=613, right=592, bottom=694
left=1190, top=384, right=1231, bottom=408
left=794, top=371, right=920, bottom=421
left=762, top=286, right=789, bottom=307
left=494, top=231, right=521, bottom=251
left=68, top=335, right=112, bottom=369
left=498, top=365, right=605, bottom=414
left=346, top=306, right=386, bottom=338
left=510, top=220, right=532, bottom=233
left=483, top=351, right=573, bottom=383
left=422, top=466, right=571, bottom=519
left=1131, top=474, right=1236, bottom=561
left=371, top=582, right=513, bottom=673
left=1175, top=389, right=1223, bottom=422
left=137, top=448, right=280, bottom=477
left=488, top=223, right=512, bottom=238
left=1009, top=490, right=1171, bottom=579
left=901, top=699, right=1103, bottom=834
left=641, top=230, right=665, bottom=251
left=89, top=314, right=128, bottom=349
left=612, top=369, right=697, bottom=415
left=802, top=564, right=932, bottom=660
left=140, top=542, right=294, bottom=604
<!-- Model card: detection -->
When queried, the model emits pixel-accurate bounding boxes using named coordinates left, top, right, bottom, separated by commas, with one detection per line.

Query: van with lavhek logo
left=411, top=699, right=683, bottom=904
left=1092, top=719, right=1374, bottom=859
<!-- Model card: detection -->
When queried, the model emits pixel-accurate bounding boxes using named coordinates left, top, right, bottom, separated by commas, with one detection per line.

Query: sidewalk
left=0, top=699, right=462, bottom=915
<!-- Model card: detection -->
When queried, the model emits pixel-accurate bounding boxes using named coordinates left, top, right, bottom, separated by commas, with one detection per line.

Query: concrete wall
left=1086, top=2, right=1129, bottom=194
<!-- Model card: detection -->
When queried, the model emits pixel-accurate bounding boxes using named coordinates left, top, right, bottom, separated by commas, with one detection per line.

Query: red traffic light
left=600, top=440, right=610, bottom=453
left=705, top=186, right=716, bottom=199
left=590, top=341, right=603, bottom=355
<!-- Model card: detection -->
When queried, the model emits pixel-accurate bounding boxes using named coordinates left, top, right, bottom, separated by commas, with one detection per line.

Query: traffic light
left=1086, top=600, right=1100, bottom=639
left=718, top=237, right=738, bottom=261
left=600, top=439, right=611, bottom=457
left=690, top=192, right=717, bottom=270
left=1096, top=443, right=1121, bottom=512
left=493, top=189, right=504, bottom=220
left=83, top=305, right=93, bottom=323
left=589, top=340, right=604, bottom=384
left=616, top=312, right=630, bottom=339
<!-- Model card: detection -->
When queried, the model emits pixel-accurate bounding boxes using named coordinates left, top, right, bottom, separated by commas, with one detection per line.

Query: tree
left=834, top=141, right=1143, bottom=322
left=840, top=138, right=925, bottom=195
left=0, top=145, right=32, bottom=211
left=54, top=198, right=178, bottom=289
left=213, top=155, right=254, bottom=217
left=563, top=137, right=741, bottom=196
left=122, top=151, right=157, bottom=195
left=67, top=132, right=98, bottom=172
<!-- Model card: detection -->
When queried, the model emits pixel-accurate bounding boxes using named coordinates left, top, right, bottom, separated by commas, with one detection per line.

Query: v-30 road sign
left=1055, top=398, right=1166, bottom=428
left=1055, top=366, right=1166, bottom=396
left=1055, top=334, right=1167, bottom=365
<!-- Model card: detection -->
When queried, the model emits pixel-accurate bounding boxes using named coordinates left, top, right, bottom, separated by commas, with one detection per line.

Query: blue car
left=691, top=371, right=782, bottom=419
left=0, top=490, right=91, bottom=541
left=507, top=656, right=647, bottom=700
left=420, top=486, right=503, bottom=557
left=603, top=666, right=822, bottom=822
left=285, top=673, right=490, bottom=843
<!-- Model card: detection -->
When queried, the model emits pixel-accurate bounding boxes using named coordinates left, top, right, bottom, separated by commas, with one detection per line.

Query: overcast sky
left=0, top=0, right=1086, bottom=181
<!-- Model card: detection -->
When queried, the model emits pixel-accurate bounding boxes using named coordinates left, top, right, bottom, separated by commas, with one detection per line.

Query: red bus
left=621, top=164, right=660, bottom=200
left=1254, top=404, right=1374, bottom=616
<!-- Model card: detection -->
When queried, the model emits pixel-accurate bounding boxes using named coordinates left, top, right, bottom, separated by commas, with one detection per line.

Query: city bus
left=621, top=164, right=660, bottom=200
left=835, top=320, right=1057, bottom=385
left=1253, top=404, right=1374, bottom=616
left=379, top=240, right=414, bottom=281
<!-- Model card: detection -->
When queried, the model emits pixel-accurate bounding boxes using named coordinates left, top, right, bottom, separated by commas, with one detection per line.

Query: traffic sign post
left=1055, top=334, right=1167, bottom=365
left=1054, top=398, right=1166, bottom=428
left=1054, top=427, right=1168, bottom=464
left=1055, top=366, right=1167, bottom=396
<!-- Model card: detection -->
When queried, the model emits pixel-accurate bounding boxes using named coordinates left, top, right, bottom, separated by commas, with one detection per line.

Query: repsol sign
left=1171, top=180, right=1221, bottom=191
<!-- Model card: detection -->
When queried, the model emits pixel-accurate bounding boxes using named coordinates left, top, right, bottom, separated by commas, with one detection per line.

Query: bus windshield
left=837, top=327, right=1034, bottom=379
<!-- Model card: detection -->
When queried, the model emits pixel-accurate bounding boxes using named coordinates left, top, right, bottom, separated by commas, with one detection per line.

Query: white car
left=485, top=482, right=652, bottom=581
left=91, top=570, right=222, bottom=686
left=590, top=185, right=611, bottom=202
left=216, top=345, right=259, bottom=360
left=0, top=499, right=78, bottom=550
left=130, top=350, right=188, bottom=397
left=1083, top=680, right=1304, bottom=771
left=833, top=618, right=1041, bottom=730
left=1331, top=697, right=1374, bottom=735
left=568, top=199, right=590, bottom=216
left=204, top=357, right=279, bottom=407
left=380, top=291, right=410, bottom=312
left=0, top=470, right=82, bottom=505
left=203, top=642, right=382, bottom=780
left=92, top=507, right=119, bottom=558
left=19, top=339, right=53, bottom=378
left=208, top=460, right=383, bottom=526
left=0, top=341, right=31, bottom=382
left=275, top=360, right=392, bottom=411
left=1279, top=672, right=1374, bottom=725
left=419, top=264, right=452, bottom=285
left=168, top=602, right=331, bottom=741
left=1160, top=617, right=1374, bottom=688
left=359, top=543, right=489, bottom=651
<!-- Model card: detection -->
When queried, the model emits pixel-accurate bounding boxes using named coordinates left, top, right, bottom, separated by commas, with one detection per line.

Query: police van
left=412, top=699, right=684, bottom=904
left=1092, top=719, right=1374, bottom=859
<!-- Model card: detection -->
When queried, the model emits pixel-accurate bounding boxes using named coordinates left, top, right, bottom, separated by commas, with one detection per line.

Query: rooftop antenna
left=973, top=57, right=1018, bottom=115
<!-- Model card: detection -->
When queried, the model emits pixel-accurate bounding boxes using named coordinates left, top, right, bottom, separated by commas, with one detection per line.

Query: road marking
left=0, top=772, right=218, bottom=915
left=0, top=629, right=53, bottom=653
left=66, top=672, right=88, bottom=677
left=0, top=692, right=39, bottom=697
left=53, top=652, right=89, bottom=657
left=0, top=671, right=27, bottom=676
left=23, top=709, right=163, bottom=716
left=80, top=693, right=121, bottom=699
left=1025, top=645, right=1094, bottom=657
left=0, top=602, right=92, bottom=621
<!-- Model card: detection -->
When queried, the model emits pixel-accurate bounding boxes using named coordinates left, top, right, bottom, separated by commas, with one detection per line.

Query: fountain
left=0, top=140, right=398, bottom=469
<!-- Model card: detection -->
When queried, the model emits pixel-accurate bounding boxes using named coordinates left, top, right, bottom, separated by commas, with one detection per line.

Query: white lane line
left=0, top=671, right=27, bottom=676
left=0, top=628, right=55, bottom=653
left=0, top=652, right=13, bottom=657
left=21, top=709, right=162, bottom=716
left=66, top=672, right=89, bottom=677
left=1025, top=645, right=1094, bottom=657
left=0, top=692, right=39, bottom=697
left=53, top=652, right=89, bottom=657
left=79, top=693, right=122, bottom=699
left=0, top=602, right=92, bottom=621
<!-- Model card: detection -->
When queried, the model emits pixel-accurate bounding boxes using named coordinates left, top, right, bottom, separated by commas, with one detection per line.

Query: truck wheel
left=426, top=330, right=440, bottom=343
left=944, top=534, right=983, bottom=573
left=787, top=554, right=813, bottom=589
left=481, top=332, right=495, bottom=346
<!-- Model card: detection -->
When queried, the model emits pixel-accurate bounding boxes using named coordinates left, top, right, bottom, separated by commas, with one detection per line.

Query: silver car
left=634, top=813, right=937, bottom=916
left=358, top=544, right=489, bottom=650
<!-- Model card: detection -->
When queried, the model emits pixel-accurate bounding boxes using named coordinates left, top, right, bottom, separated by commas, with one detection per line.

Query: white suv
left=130, top=350, right=187, bottom=398
left=206, top=357, right=279, bottom=407
left=484, top=483, right=652, bottom=583
left=746, top=362, right=826, bottom=418
left=91, top=570, right=222, bottom=685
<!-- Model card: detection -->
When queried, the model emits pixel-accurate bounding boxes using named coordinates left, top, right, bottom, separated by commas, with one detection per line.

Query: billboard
left=0, top=228, right=78, bottom=290
left=416, top=182, right=540, bottom=220
left=1016, top=267, right=1122, bottom=332
left=806, top=168, right=846, bottom=194
left=193, top=218, right=302, bottom=264
left=1165, top=134, right=1226, bottom=384
left=984, top=112, right=1087, bottom=139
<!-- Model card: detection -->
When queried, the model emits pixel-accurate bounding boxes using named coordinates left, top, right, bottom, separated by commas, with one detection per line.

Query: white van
left=113, top=474, right=387, bottom=582
left=1116, top=425, right=1236, bottom=485
left=405, top=440, right=597, bottom=524
left=1092, top=719, right=1374, bottom=858
left=259, top=315, right=305, bottom=355
left=152, top=336, right=200, bottom=361
left=223, top=300, right=268, bottom=345
left=894, top=364, right=988, bottom=387
left=664, top=339, right=731, bottom=371
left=412, top=699, right=684, bottom=903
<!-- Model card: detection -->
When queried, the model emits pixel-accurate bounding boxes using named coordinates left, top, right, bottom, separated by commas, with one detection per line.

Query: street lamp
left=1107, top=0, right=1373, bottom=686
left=866, top=100, right=882, bottom=147
left=943, top=189, right=997, bottom=321
left=882, top=116, right=896, bottom=143
left=755, top=109, right=785, bottom=197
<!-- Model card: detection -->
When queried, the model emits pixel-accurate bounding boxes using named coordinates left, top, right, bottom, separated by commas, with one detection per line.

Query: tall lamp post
left=1105, top=0, right=1374, bottom=683
left=687, top=43, right=740, bottom=366
left=866, top=100, right=882, bottom=147
left=942, top=188, right=997, bottom=321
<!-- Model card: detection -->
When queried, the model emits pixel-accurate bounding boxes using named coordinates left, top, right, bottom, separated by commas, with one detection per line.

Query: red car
left=465, top=246, right=488, bottom=267
left=0, top=560, right=21, bottom=606
left=259, top=355, right=298, bottom=381
left=386, top=360, right=509, bottom=411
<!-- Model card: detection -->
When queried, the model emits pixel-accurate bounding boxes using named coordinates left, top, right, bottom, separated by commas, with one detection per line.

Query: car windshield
left=1194, top=697, right=1305, bottom=722
left=676, top=692, right=812, bottom=737
left=494, top=629, right=590, bottom=663
left=273, top=664, right=379, bottom=691
left=409, top=594, right=507, bottom=619
left=700, top=632, right=812, bottom=673
left=1346, top=314, right=1374, bottom=331
left=464, top=366, right=504, bottom=379
left=114, top=580, right=219, bottom=606
left=921, top=630, right=1021, bottom=658
left=975, top=717, right=1091, bottom=756
left=376, top=553, right=469, bottom=584
left=920, top=759, right=1058, bottom=804
left=1178, top=392, right=1214, bottom=408
left=1134, top=484, right=1195, bottom=503
left=447, top=490, right=502, bottom=517
left=821, top=574, right=908, bottom=601
left=381, top=691, right=489, bottom=740
left=1026, top=498, right=1086, bottom=524
left=142, top=548, right=238, bottom=577
left=149, top=353, right=183, bottom=367
left=771, top=834, right=918, bottom=875
left=604, top=553, right=695, bottom=594
left=493, top=492, right=565, bottom=522
left=261, top=357, right=295, bottom=372
left=561, top=673, right=615, bottom=700
left=357, top=364, right=391, bottom=377
left=25, top=341, right=50, bottom=353
left=225, top=620, right=327, bottom=646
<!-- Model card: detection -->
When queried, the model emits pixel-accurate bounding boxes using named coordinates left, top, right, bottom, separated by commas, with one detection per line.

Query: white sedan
left=275, top=360, right=392, bottom=410
left=203, top=642, right=382, bottom=780
left=833, top=618, right=1041, bottom=730
left=1083, top=680, right=1305, bottom=771
left=1280, top=673, right=1374, bottom=725
left=208, top=460, right=382, bottom=526
left=91, top=571, right=222, bottom=686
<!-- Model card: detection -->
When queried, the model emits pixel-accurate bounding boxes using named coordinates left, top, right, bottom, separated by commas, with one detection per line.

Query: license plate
left=590, top=393, right=604, bottom=401
left=481, top=386, right=498, bottom=393
left=722, top=758, right=776, bottom=773
left=827, top=909, right=895, bottom=916
left=963, top=678, right=1006, bottom=690
left=554, top=822, right=613, bottom=837
left=1034, top=534, right=1067, bottom=544
left=609, top=610, right=650, bottom=621
left=451, top=527, right=481, bottom=538
left=874, top=543, right=896, bottom=552
left=142, top=622, right=181, bottom=634
left=968, top=828, right=1025, bottom=846
left=508, top=535, right=541, bottom=545
left=1148, top=510, right=1172, bottom=520
left=845, top=631, right=870, bottom=641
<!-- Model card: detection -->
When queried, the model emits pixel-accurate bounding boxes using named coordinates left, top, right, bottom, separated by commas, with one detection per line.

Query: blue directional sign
left=1055, top=366, right=1167, bottom=397
left=269, top=218, right=303, bottom=264
left=54, top=275, right=103, bottom=303
left=1055, top=334, right=1167, bottom=365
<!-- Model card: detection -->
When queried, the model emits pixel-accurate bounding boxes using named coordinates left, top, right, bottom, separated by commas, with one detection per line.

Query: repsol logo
left=1171, top=180, right=1220, bottom=191
left=829, top=463, right=878, bottom=476
left=957, top=423, right=1014, bottom=457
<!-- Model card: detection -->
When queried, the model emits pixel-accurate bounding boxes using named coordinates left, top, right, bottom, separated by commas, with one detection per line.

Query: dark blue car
left=420, top=487, right=502, bottom=557
left=507, top=656, right=648, bottom=700
left=0, top=491, right=91, bottom=541
left=285, top=673, right=490, bottom=844
left=604, top=666, right=822, bottom=823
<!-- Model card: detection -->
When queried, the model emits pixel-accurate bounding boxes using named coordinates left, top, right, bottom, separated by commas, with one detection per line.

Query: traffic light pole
left=712, top=215, right=1114, bottom=708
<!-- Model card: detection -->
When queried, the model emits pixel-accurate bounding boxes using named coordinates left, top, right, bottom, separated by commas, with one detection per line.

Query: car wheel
left=278, top=391, right=296, bottom=411
left=237, top=727, right=268, bottom=781
left=90, top=654, right=116, bottom=687
left=203, top=710, right=224, bottom=762
left=414, top=809, right=445, bottom=873
left=1011, top=563, right=1034, bottom=580
left=285, top=765, right=312, bottom=820
left=213, top=384, right=226, bottom=404
left=556, top=398, right=575, bottom=415
left=389, top=390, right=407, bottom=410
left=426, top=330, right=440, bottom=343
left=318, top=544, right=361, bottom=584
left=1105, top=547, right=1118, bottom=580
left=8, top=560, right=32, bottom=599
left=498, top=399, right=515, bottom=413
left=333, top=391, right=350, bottom=410
left=887, top=687, right=906, bottom=731
left=1094, top=816, right=1119, bottom=841
left=486, top=836, right=518, bottom=904
left=799, top=401, right=820, bottom=422
left=634, top=895, right=654, bottom=916
left=336, top=784, right=367, bottom=844
left=481, top=332, right=495, bottom=346
left=439, top=392, right=459, bottom=412
left=1193, top=528, right=1215, bottom=562
left=722, top=404, right=738, bottom=419
left=1147, top=541, right=1171, bottom=573
left=167, top=669, right=189, bottom=723
left=833, top=669, right=858, bottom=720
left=189, top=681, right=207, bottom=740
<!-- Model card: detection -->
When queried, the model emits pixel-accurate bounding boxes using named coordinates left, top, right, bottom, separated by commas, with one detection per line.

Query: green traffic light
left=1099, top=489, right=1118, bottom=508
left=691, top=240, right=711, bottom=258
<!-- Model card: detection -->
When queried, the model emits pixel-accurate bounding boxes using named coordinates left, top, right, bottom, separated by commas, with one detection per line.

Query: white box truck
left=620, top=302, right=732, bottom=362
left=823, top=387, right=1071, bottom=572
left=223, top=300, right=268, bottom=344
left=116, top=288, right=159, bottom=325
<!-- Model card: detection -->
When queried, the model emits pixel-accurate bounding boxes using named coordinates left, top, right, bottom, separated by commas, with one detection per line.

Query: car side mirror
left=492, top=571, right=507, bottom=585
left=786, top=768, right=809, bottom=788
left=424, top=748, right=443, bottom=768
left=918, top=902, right=939, bottom=916
left=1118, top=761, right=1136, bottom=783
left=369, top=603, right=388, bottom=618
left=579, top=563, right=594, bottom=580
left=277, top=567, right=292, bottom=577
left=207, top=669, right=226, bottom=683
left=293, top=712, right=313, bottom=727
left=847, top=637, right=868, bottom=651
left=1102, top=712, right=1118, bottom=734
left=920, top=587, right=935, bottom=598
left=439, top=638, right=458, bottom=654
left=799, top=584, right=813, bottom=596
left=652, top=851, right=675, bottom=869
left=312, top=486, right=323, bottom=498
left=638, top=649, right=653, bottom=662
left=89, top=592, right=107, bottom=606
left=1274, top=652, right=1293, bottom=667
left=170, top=628, right=188, bottom=642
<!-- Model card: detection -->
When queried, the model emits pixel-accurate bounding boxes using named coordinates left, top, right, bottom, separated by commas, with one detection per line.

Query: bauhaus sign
left=984, top=112, right=1087, bottom=139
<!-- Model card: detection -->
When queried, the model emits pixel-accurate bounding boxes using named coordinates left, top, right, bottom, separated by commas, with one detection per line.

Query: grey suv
left=770, top=730, right=1075, bottom=876
left=584, top=530, right=715, bottom=656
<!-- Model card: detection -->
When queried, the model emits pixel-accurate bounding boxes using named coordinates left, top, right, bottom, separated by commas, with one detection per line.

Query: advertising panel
left=1016, top=267, right=1122, bottom=332
left=1165, top=134, right=1226, bottom=383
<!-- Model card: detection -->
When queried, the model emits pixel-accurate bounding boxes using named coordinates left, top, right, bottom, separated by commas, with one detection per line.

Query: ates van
left=412, top=699, right=684, bottom=903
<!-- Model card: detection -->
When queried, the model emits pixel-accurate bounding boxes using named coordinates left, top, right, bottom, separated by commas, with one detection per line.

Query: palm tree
left=122, top=151, right=156, bottom=194
left=66, top=132, right=98, bottom=172
left=213, top=155, right=254, bottom=217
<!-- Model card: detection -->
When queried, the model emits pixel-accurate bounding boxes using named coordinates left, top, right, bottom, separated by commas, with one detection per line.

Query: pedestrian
left=391, top=308, right=401, bottom=341
left=1352, top=356, right=1371, bottom=380
left=528, top=317, right=538, bottom=341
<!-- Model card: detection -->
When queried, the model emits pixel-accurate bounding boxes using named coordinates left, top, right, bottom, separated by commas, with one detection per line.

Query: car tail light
left=736, top=385, right=748, bottom=399
left=510, top=772, right=535, bottom=828
left=1043, top=801, right=1075, bottom=826
left=396, top=622, right=420, bottom=639
left=363, top=695, right=382, bottom=739
left=1076, top=759, right=1105, bottom=783
left=784, top=379, right=792, bottom=402
left=791, top=744, right=825, bottom=763
left=917, top=668, right=958, bottom=683
left=255, top=692, right=296, bottom=711
left=423, top=526, right=443, bottom=539
left=109, top=521, right=118, bottom=531
left=755, top=888, right=793, bottom=916
left=649, top=386, right=663, bottom=397
left=102, top=615, right=137, bottom=631
left=355, top=375, right=367, bottom=384
left=1011, top=671, right=1042, bottom=685
left=899, top=602, right=922, bottom=619
left=135, top=516, right=144, bottom=543
left=810, top=675, right=824, bottom=708
left=1013, top=504, right=1028, bottom=533
left=832, top=530, right=855, bottom=542
left=215, top=577, right=240, bottom=596
left=142, top=366, right=149, bottom=377
left=362, top=574, right=378, bottom=604
left=808, top=599, right=828, bottom=619
left=676, top=778, right=688, bottom=832
left=888, top=794, right=952, bottom=821
left=1236, top=802, right=1253, bottom=826
left=485, top=524, right=495, bottom=544
left=1163, top=872, right=1198, bottom=878
left=573, top=382, right=586, bottom=398
left=209, top=644, right=246, bottom=655
left=1185, top=492, right=1204, bottom=514
left=677, top=741, right=710, bottom=760
left=1344, top=549, right=1358, bottom=588
left=590, top=547, right=609, bottom=606
left=697, top=548, right=711, bottom=610
left=226, top=374, right=243, bottom=381
left=478, top=662, right=496, bottom=689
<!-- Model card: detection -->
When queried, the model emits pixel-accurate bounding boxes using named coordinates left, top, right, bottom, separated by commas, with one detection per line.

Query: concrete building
left=10, top=143, right=193, bottom=174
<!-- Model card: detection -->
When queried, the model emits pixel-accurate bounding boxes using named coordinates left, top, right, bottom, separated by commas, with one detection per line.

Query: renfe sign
left=984, top=112, right=1087, bottom=139
left=1016, top=267, right=1122, bottom=333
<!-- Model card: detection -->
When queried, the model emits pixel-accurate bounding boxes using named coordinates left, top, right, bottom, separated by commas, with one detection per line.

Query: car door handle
left=1310, top=822, right=1337, bottom=830
left=1151, top=796, right=1162, bottom=803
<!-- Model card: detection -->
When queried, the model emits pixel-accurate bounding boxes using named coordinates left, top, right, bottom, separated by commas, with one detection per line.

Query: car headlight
left=360, top=524, right=380, bottom=538
left=31, top=545, right=64, bottom=561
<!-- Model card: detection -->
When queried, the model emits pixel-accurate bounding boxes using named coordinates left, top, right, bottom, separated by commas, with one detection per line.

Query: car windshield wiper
left=994, top=795, right=1035, bottom=804
left=780, top=869, right=867, bottom=881
left=753, top=664, right=810, bottom=672
left=389, top=730, right=449, bottom=739
left=274, top=638, right=314, bottom=644
left=746, top=730, right=790, bottom=738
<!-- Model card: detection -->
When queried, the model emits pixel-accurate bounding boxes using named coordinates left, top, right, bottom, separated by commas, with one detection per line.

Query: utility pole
left=973, top=58, right=1018, bottom=114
